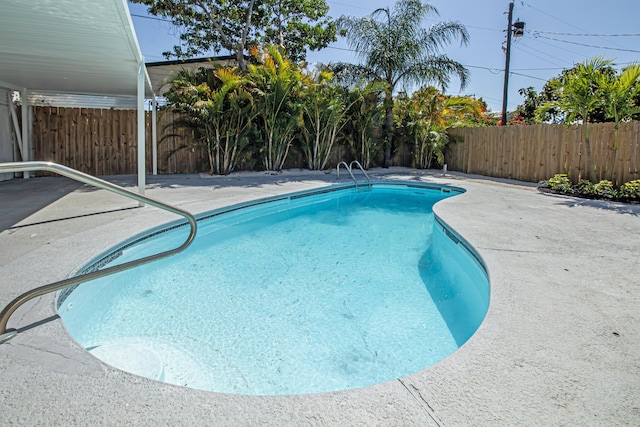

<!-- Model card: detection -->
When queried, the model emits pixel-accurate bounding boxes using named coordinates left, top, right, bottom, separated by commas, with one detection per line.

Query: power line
left=131, top=13, right=172, bottom=23
left=509, top=71, right=547, bottom=81
left=534, top=34, right=640, bottom=53
left=515, top=43, right=568, bottom=68
left=520, top=1, right=627, bottom=49
left=530, top=30, right=640, bottom=37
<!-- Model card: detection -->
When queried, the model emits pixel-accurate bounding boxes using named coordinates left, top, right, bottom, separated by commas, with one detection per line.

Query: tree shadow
left=539, top=191, right=640, bottom=216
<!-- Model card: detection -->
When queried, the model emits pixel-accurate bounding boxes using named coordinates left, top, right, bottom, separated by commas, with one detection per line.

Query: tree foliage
left=330, top=0, right=469, bottom=167
left=163, top=66, right=256, bottom=175
left=527, top=57, right=640, bottom=182
left=131, top=0, right=336, bottom=69
left=395, top=86, right=485, bottom=169
left=247, top=45, right=305, bottom=171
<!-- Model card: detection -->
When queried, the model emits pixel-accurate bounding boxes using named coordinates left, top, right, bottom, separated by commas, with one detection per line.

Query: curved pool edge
left=55, top=179, right=489, bottom=396
left=5, top=170, right=634, bottom=425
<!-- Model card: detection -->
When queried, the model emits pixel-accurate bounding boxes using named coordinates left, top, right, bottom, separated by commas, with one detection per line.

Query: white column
left=137, top=62, right=146, bottom=204
left=152, top=96, right=157, bottom=175
left=20, top=88, right=29, bottom=179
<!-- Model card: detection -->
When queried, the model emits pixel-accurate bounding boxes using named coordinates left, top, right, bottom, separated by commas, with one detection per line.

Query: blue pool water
left=58, top=182, right=489, bottom=395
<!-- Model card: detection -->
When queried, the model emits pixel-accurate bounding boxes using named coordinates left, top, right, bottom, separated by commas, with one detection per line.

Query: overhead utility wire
left=535, top=34, right=640, bottom=53
left=520, top=1, right=626, bottom=48
left=531, top=30, right=640, bottom=37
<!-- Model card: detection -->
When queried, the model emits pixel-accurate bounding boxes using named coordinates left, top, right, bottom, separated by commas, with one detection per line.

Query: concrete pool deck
left=0, top=167, right=639, bottom=425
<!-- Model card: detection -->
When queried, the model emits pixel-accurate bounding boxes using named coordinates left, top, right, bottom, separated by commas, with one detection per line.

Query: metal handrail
left=336, top=161, right=359, bottom=190
left=349, top=160, right=371, bottom=188
left=0, top=161, right=197, bottom=344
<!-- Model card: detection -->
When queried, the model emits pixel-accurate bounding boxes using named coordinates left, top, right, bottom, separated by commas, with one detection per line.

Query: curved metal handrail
left=336, top=161, right=359, bottom=190
left=0, top=161, right=197, bottom=344
left=349, top=160, right=371, bottom=188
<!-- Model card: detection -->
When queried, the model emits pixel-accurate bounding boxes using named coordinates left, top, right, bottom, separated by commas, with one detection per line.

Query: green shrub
left=619, top=179, right=640, bottom=201
left=543, top=174, right=573, bottom=193
left=593, top=180, right=616, bottom=199
left=576, top=179, right=596, bottom=196
left=576, top=179, right=616, bottom=199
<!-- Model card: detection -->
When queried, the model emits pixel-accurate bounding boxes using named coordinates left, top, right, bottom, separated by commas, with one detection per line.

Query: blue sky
left=128, top=0, right=640, bottom=113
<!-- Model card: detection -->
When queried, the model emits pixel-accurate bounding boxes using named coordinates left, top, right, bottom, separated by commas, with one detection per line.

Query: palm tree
left=395, top=86, right=484, bottom=169
left=538, top=57, right=613, bottom=182
left=341, top=82, right=386, bottom=169
left=332, top=0, right=469, bottom=167
left=246, top=45, right=304, bottom=171
left=600, top=64, right=640, bottom=149
left=164, top=67, right=256, bottom=175
left=599, top=63, right=640, bottom=184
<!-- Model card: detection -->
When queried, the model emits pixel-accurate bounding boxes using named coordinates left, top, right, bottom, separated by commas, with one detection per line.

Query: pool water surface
left=58, top=183, right=489, bottom=395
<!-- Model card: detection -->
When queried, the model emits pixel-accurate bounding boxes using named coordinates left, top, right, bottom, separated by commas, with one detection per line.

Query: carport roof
left=0, top=0, right=152, bottom=97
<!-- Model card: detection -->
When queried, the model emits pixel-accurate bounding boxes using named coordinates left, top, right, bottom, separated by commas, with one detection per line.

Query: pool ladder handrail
left=336, top=160, right=371, bottom=191
left=0, top=161, right=198, bottom=344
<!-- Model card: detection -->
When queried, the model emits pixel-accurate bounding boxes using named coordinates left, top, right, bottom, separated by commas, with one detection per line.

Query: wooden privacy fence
left=33, top=107, right=208, bottom=176
left=447, top=122, right=640, bottom=185
left=34, top=107, right=639, bottom=183
left=32, top=106, right=395, bottom=175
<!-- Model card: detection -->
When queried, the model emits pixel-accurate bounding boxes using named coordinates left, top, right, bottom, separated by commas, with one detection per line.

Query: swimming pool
left=58, top=181, right=489, bottom=395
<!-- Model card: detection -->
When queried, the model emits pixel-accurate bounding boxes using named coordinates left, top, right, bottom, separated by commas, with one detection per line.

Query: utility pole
left=501, top=2, right=525, bottom=126
left=501, top=1, right=514, bottom=126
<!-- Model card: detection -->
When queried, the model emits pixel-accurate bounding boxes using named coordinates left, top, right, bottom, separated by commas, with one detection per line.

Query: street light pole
left=501, top=1, right=514, bottom=126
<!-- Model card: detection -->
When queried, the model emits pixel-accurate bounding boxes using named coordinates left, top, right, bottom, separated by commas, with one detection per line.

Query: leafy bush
left=576, top=179, right=616, bottom=198
left=593, top=180, right=616, bottom=199
left=543, top=174, right=573, bottom=193
left=576, top=179, right=597, bottom=196
left=619, top=180, right=640, bottom=201
left=542, top=175, right=638, bottom=202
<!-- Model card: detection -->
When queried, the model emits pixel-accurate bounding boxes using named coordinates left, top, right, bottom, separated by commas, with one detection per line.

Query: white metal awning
left=0, top=0, right=155, bottom=192
left=0, top=0, right=152, bottom=96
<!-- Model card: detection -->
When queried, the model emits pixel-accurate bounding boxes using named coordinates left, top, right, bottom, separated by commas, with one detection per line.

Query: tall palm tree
left=332, top=0, right=469, bottom=167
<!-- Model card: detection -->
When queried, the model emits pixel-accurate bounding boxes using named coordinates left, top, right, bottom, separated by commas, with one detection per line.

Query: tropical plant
left=599, top=64, right=640, bottom=149
left=298, top=70, right=345, bottom=170
left=395, top=86, right=485, bottom=169
left=619, top=179, right=640, bottom=201
left=340, top=82, right=385, bottom=169
left=132, top=0, right=336, bottom=69
left=537, top=57, right=614, bottom=182
left=331, top=0, right=469, bottom=167
left=164, top=67, right=256, bottom=175
left=247, top=46, right=304, bottom=171
left=543, top=173, right=573, bottom=193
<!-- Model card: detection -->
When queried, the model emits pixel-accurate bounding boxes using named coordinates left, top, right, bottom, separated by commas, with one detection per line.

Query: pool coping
left=1, top=167, right=639, bottom=425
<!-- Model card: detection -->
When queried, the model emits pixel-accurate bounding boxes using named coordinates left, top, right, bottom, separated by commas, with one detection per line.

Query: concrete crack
left=397, top=378, right=444, bottom=427
left=14, top=342, right=93, bottom=368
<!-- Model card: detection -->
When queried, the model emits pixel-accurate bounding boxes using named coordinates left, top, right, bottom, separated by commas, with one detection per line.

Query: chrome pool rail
left=336, top=160, right=371, bottom=191
left=0, top=161, right=197, bottom=344
left=349, top=160, right=371, bottom=188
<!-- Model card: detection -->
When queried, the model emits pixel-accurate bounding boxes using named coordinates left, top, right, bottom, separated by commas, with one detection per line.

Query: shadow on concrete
left=0, top=177, right=84, bottom=232
left=8, top=206, right=140, bottom=230
left=16, top=315, right=60, bottom=334
left=539, top=191, right=640, bottom=216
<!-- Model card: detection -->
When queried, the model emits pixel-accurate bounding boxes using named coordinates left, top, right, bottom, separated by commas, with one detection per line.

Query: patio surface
left=0, top=167, right=639, bottom=425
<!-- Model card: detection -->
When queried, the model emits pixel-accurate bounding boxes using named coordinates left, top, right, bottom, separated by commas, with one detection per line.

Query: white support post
left=20, top=88, right=29, bottom=179
left=8, top=92, right=22, bottom=156
left=137, top=63, right=146, bottom=204
left=152, top=96, right=157, bottom=175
